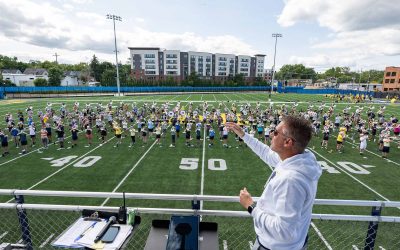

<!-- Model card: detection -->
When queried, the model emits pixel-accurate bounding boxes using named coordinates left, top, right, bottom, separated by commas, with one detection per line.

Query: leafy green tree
left=48, top=67, right=63, bottom=86
left=276, top=64, right=316, bottom=82
left=233, top=73, right=245, bottom=85
left=33, top=78, right=48, bottom=86
left=187, top=71, right=199, bottom=86
left=89, top=55, right=101, bottom=81
left=100, top=69, right=116, bottom=86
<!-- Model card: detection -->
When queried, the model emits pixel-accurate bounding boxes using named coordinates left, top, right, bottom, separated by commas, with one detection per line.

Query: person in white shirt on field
left=359, top=131, right=368, bottom=155
left=226, top=115, right=322, bottom=250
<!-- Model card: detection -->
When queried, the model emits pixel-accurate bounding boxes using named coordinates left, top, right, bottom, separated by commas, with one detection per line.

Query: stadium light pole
left=271, top=33, right=282, bottom=94
left=106, top=14, right=122, bottom=96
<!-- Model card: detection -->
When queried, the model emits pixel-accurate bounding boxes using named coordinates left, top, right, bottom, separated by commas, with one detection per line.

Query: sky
left=0, top=0, right=399, bottom=72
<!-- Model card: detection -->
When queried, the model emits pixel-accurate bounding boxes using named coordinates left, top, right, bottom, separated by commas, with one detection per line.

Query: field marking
left=213, top=94, right=217, bottom=102
left=200, top=126, right=206, bottom=210
left=5, top=137, right=115, bottom=203
left=0, top=232, right=8, bottom=240
left=223, top=240, right=228, bottom=250
left=248, top=241, right=253, bottom=249
left=310, top=222, right=333, bottom=249
left=310, top=148, right=391, bottom=201
left=0, top=132, right=84, bottom=168
left=100, top=95, right=181, bottom=205
left=352, top=245, right=360, bottom=250
left=344, top=140, right=400, bottom=166
left=223, top=94, right=232, bottom=102
left=39, top=233, right=54, bottom=248
left=185, top=95, right=192, bottom=100
left=100, top=138, right=158, bottom=206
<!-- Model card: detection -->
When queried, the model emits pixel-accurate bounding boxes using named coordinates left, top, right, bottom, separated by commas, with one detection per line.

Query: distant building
left=61, top=71, right=82, bottom=86
left=383, top=66, right=400, bottom=91
left=338, top=83, right=382, bottom=92
left=128, top=47, right=266, bottom=82
left=1, top=68, right=48, bottom=86
left=21, top=68, right=49, bottom=86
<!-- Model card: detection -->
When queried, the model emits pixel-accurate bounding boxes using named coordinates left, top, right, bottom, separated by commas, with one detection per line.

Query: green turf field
left=0, top=93, right=399, bottom=249
left=0, top=93, right=400, bottom=249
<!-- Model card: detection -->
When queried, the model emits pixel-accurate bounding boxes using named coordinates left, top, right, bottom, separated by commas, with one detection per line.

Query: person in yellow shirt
left=113, top=124, right=122, bottom=147
left=336, top=127, right=346, bottom=153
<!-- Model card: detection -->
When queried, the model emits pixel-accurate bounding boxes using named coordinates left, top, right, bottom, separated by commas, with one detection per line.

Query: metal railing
left=1, top=189, right=400, bottom=249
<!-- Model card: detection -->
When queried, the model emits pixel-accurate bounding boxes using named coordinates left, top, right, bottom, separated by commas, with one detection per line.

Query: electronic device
left=101, top=225, right=120, bottom=243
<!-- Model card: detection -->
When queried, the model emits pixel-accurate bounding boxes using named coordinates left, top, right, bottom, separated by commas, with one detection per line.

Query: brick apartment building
left=128, top=47, right=266, bottom=82
left=383, top=66, right=400, bottom=91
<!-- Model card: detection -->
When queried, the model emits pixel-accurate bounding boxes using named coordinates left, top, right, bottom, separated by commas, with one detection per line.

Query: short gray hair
left=282, top=115, right=312, bottom=152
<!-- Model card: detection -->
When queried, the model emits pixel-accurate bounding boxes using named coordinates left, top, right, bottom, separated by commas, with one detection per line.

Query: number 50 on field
left=179, top=158, right=227, bottom=171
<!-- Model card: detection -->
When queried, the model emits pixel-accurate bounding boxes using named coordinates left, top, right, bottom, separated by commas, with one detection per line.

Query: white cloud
left=278, top=0, right=400, bottom=32
left=277, top=0, right=400, bottom=69
left=0, top=0, right=261, bottom=65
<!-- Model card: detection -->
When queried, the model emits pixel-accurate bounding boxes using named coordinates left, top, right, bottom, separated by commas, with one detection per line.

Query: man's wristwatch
left=247, top=202, right=256, bottom=214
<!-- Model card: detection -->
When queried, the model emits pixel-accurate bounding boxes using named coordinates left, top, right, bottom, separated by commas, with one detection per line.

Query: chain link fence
left=1, top=207, right=400, bottom=249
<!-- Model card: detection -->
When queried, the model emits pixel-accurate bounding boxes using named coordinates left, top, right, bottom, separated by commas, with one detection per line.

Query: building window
left=391, top=72, right=396, bottom=76
left=166, top=54, right=177, bottom=59
left=385, top=79, right=390, bottom=83
left=145, top=65, right=156, bottom=69
left=144, top=54, right=155, bottom=58
left=390, top=79, right=395, bottom=83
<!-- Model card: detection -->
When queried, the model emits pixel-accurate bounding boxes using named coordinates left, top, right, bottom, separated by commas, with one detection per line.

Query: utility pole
left=106, top=14, right=122, bottom=96
left=53, top=53, right=60, bottom=64
left=358, top=69, right=362, bottom=94
left=271, top=33, right=282, bottom=95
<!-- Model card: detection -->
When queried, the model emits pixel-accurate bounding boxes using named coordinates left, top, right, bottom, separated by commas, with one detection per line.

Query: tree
left=48, top=67, right=63, bottom=86
left=233, top=73, right=245, bottom=85
left=276, top=64, right=316, bottom=81
left=187, top=71, right=199, bottom=86
left=34, top=78, right=48, bottom=86
left=89, top=55, right=101, bottom=81
left=100, top=69, right=116, bottom=86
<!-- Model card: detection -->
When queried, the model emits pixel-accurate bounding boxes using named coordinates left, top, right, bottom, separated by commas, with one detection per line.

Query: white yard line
left=100, top=138, right=158, bottom=206
left=5, top=137, right=115, bottom=203
left=223, top=240, right=228, bottom=250
left=100, top=95, right=180, bottom=206
left=223, top=94, right=232, bottom=102
left=200, top=126, right=207, bottom=210
left=344, top=140, right=400, bottom=166
left=185, top=95, right=192, bottom=101
left=310, top=222, right=334, bottom=249
left=310, top=148, right=391, bottom=201
left=248, top=241, right=253, bottom=249
left=352, top=245, right=360, bottom=250
left=39, top=233, right=54, bottom=248
left=213, top=94, right=217, bottom=102
left=0, top=232, right=8, bottom=240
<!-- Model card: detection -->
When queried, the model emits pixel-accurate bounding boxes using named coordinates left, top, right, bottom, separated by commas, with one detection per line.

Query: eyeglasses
left=273, top=129, right=296, bottom=142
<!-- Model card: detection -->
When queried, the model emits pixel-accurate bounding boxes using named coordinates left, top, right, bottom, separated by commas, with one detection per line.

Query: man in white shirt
left=226, top=115, right=322, bottom=250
